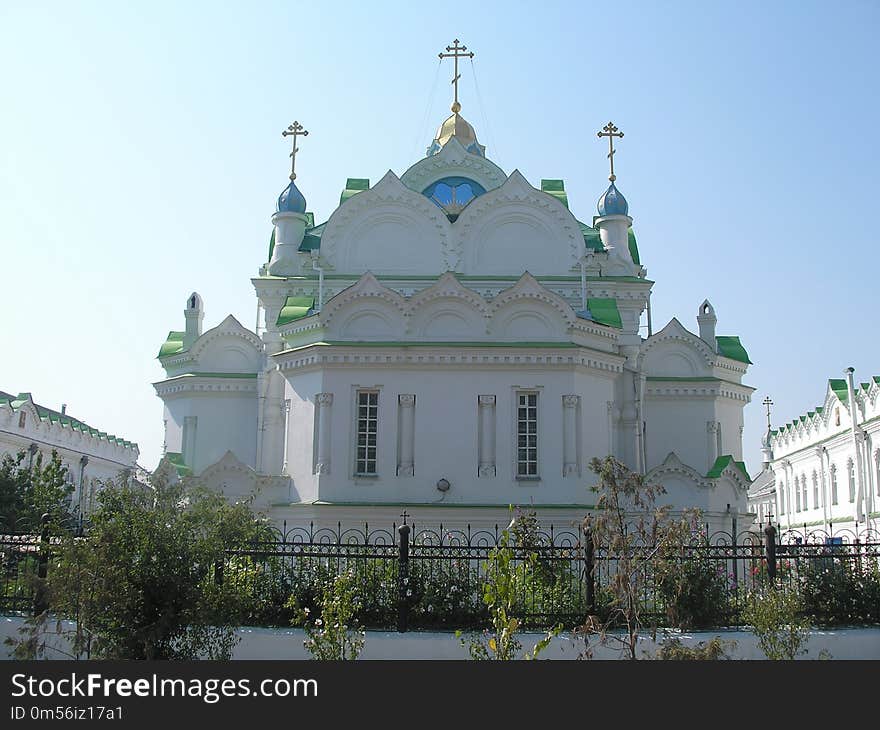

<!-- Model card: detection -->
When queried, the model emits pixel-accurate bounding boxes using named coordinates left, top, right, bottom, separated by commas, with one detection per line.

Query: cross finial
left=400, top=509, right=409, bottom=525
left=597, top=121, right=624, bottom=182
left=763, top=396, right=774, bottom=431
left=439, top=39, right=474, bottom=114
left=281, top=121, right=308, bottom=181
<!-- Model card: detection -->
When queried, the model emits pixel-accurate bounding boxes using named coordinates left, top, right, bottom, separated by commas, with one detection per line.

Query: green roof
left=585, top=298, right=623, bottom=329
left=628, top=229, right=640, bottom=266
left=340, top=177, right=369, bottom=205
left=165, top=452, right=192, bottom=477
left=158, top=331, right=186, bottom=359
left=715, top=336, right=751, bottom=364
left=276, top=295, right=315, bottom=327
left=578, top=221, right=640, bottom=266
left=707, top=455, right=750, bottom=481
left=540, top=179, right=568, bottom=208
left=0, top=390, right=136, bottom=449
left=828, top=378, right=848, bottom=404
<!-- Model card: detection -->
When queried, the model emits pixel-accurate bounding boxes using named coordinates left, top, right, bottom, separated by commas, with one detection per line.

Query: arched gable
left=453, top=170, right=582, bottom=275
left=321, top=272, right=407, bottom=340
left=319, top=170, right=451, bottom=274
left=640, top=318, right=715, bottom=377
left=400, top=137, right=507, bottom=196
left=488, top=272, right=575, bottom=340
left=188, top=315, right=262, bottom=373
left=406, top=271, right=489, bottom=339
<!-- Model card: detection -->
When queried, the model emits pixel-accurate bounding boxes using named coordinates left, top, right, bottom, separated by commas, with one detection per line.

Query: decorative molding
left=400, top=136, right=506, bottom=192
left=398, top=394, right=416, bottom=407
left=478, top=395, right=496, bottom=407
left=316, top=392, right=334, bottom=407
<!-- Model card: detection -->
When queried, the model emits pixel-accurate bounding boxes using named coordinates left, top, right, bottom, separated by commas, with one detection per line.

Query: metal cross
left=763, top=396, right=774, bottom=431
left=438, top=39, right=474, bottom=113
left=281, top=121, right=308, bottom=181
left=597, top=121, right=624, bottom=182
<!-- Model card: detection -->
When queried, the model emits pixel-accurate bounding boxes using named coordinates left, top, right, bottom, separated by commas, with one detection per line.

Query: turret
left=594, top=122, right=633, bottom=265
left=183, top=292, right=203, bottom=348
left=697, top=300, right=717, bottom=349
left=268, top=121, right=309, bottom=277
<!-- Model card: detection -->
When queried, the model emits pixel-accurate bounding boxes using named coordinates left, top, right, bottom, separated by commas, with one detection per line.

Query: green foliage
left=288, top=569, right=366, bottom=660
left=6, top=475, right=266, bottom=660
left=798, top=558, right=880, bottom=625
left=655, top=636, right=736, bottom=660
left=458, top=517, right=562, bottom=660
left=579, top=456, right=702, bottom=659
left=655, top=547, right=732, bottom=629
left=741, top=587, right=809, bottom=660
left=0, top=450, right=75, bottom=532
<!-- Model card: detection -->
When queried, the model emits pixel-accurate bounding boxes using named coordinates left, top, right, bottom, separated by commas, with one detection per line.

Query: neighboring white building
left=748, top=369, right=880, bottom=536
left=153, top=44, right=755, bottom=529
left=0, top=390, right=140, bottom=516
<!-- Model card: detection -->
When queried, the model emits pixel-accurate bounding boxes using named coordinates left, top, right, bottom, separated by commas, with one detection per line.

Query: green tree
left=288, top=570, right=367, bottom=660
left=7, top=474, right=268, bottom=660
left=0, top=449, right=74, bottom=531
left=579, top=456, right=699, bottom=660
left=741, top=586, right=810, bottom=660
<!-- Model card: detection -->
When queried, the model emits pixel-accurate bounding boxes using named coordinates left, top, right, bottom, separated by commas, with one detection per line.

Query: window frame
left=354, top=389, right=380, bottom=477
left=514, top=390, right=540, bottom=480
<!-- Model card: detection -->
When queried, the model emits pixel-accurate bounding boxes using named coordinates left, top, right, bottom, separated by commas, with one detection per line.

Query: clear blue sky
left=1, top=0, right=878, bottom=476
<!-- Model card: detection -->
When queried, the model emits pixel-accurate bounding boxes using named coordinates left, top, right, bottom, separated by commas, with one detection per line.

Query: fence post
left=763, top=522, right=777, bottom=584
left=582, top=517, right=596, bottom=614
left=397, top=519, right=411, bottom=633
left=854, top=538, right=862, bottom=575
left=214, top=559, right=224, bottom=587
left=34, top=512, right=50, bottom=616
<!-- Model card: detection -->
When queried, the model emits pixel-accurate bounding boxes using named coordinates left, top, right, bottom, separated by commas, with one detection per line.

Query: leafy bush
left=655, top=552, right=731, bottom=629
left=799, top=558, right=880, bottom=626
left=6, top=476, right=266, bottom=660
left=742, top=587, right=809, bottom=660
left=288, top=569, right=366, bottom=660
left=655, top=636, right=735, bottom=660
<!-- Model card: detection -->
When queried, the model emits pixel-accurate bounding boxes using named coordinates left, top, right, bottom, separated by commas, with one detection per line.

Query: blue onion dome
left=277, top=180, right=307, bottom=214
left=597, top=182, right=629, bottom=216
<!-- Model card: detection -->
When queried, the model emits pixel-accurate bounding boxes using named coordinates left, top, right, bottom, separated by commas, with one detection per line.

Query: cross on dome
left=427, top=39, right=485, bottom=157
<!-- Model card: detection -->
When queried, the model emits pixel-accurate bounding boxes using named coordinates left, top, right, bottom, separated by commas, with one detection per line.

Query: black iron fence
left=3, top=519, right=880, bottom=630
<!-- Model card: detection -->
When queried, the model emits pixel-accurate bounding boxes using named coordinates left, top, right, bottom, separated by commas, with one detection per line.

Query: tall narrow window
left=812, top=472, right=820, bottom=508
left=847, top=460, right=856, bottom=503
left=795, top=478, right=801, bottom=512
left=18, top=411, right=26, bottom=429
left=830, top=466, right=838, bottom=505
left=516, top=392, right=538, bottom=477
left=802, top=476, right=809, bottom=511
left=355, top=391, right=379, bottom=475
left=779, top=483, right=785, bottom=514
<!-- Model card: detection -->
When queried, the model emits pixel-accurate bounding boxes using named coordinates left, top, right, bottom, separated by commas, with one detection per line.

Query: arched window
left=812, top=471, right=820, bottom=508
left=830, top=466, right=838, bottom=505
left=422, top=177, right=486, bottom=219
left=835, top=408, right=841, bottom=427
left=779, top=483, right=786, bottom=514
left=847, top=459, right=856, bottom=503
left=795, top=477, right=801, bottom=512
left=18, top=411, right=26, bottom=428
left=801, top=475, right=809, bottom=511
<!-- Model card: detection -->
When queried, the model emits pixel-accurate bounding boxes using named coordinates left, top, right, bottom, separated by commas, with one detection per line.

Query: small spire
left=439, top=39, right=474, bottom=114
left=282, top=121, right=308, bottom=181
left=597, top=121, right=624, bottom=182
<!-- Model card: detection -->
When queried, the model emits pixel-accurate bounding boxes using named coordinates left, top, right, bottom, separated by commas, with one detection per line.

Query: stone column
left=478, top=395, right=496, bottom=477
left=562, top=395, right=579, bottom=476
left=398, top=394, right=416, bottom=477
left=314, top=393, right=333, bottom=475
left=707, top=421, right=719, bottom=472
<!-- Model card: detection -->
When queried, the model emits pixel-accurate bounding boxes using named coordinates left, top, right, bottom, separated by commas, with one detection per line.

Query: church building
left=154, top=41, right=754, bottom=529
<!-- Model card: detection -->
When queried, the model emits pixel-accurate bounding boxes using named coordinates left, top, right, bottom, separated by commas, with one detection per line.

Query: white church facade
left=748, top=369, right=880, bottom=536
left=0, top=390, right=140, bottom=516
left=154, top=43, right=754, bottom=529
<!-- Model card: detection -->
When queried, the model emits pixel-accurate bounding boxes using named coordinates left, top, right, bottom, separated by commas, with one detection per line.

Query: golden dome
left=431, top=112, right=484, bottom=156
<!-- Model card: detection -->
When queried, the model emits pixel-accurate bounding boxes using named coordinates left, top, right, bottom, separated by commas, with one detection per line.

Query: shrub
left=799, top=557, right=880, bottom=626
left=655, top=636, right=736, bottom=660
left=742, top=587, right=809, bottom=660
left=655, top=552, right=731, bottom=629
left=288, top=570, right=366, bottom=660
